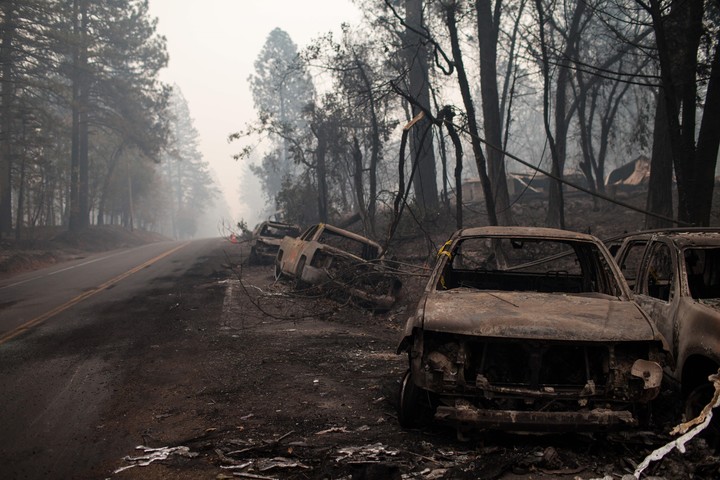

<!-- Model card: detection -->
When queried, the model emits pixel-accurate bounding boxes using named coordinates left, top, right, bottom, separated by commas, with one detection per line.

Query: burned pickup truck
left=397, top=226, right=667, bottom=432
left=248, top=221, right=301, bottom=264
left=275, top=223, right=402, bottom=310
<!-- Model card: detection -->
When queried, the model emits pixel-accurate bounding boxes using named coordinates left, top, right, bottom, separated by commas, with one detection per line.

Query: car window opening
left=438, top=237, right=621, bottom=296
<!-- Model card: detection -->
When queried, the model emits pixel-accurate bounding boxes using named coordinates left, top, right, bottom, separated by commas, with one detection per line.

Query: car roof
left=620, top=228, right=720, bottom=249
left=318, top=223, right=380, bottom=249
left=659, top=231, right=720, bottom=248
left=457, top=226, right=601, bottom=243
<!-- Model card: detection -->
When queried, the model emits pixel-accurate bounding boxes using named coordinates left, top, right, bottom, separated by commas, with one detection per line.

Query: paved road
left=0, top=237, right=231, bottom=479
left=0, top=240, right=194, bottom=341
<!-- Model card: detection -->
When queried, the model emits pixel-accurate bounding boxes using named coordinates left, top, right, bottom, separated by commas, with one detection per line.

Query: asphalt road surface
left=0, top=238, right=225, bottom=479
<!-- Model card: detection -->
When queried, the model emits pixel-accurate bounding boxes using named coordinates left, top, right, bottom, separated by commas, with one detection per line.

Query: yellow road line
left=0, top=242, right=189, bottom=346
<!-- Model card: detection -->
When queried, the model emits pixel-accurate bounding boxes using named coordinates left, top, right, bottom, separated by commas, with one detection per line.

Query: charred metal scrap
left=275, top=223, right=402, bottom=310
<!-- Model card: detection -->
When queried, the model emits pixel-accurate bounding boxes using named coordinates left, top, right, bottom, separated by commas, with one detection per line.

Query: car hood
left=420, top=290, right=657, bottom=342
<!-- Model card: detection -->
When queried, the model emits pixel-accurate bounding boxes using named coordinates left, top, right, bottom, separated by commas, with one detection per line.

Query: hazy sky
left=147, top=1, right=361, bottom=224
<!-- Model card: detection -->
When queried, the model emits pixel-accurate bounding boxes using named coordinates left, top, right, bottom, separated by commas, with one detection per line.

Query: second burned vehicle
left=614, top=229, right=720, bottom=430
left=248, top=221, right=301, bottom=264
left=275, top=223, right=402, bottom=310
left=397, top=227, right=668, bottom=432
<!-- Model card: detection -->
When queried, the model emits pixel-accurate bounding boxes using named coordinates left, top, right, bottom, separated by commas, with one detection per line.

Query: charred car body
left=398, top=227, right=667, bottom=432
left=248, top=221, right=300, bottom=264
left=614, top=229, right=720, bottom=424
left=275, top=223, right=402, bottom=310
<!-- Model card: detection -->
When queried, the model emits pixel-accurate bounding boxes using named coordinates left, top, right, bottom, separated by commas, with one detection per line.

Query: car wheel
left=685, top=383, right=720, bottom=450
left=398, top=369, right=435, bottom=428
left=248, top=247, right=258, bottom=265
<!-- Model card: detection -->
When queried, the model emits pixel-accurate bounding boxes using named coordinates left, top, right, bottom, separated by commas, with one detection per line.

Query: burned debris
left=274, top=223, right=402, bottom=310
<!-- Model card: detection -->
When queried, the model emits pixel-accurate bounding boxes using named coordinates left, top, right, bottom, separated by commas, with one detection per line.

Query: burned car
left=275, top=223, right=402, bottom=309
left=614, top=229, right=720, bottom=425
left=248, top=221, right=300, bottom=264
left=397, top=226, right=667, bottom=432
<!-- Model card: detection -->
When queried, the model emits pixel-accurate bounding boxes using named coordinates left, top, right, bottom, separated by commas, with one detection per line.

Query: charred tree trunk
left=97, top=145, right=124, bottom=225
left=693, top=35, right=720, bottom=226
left=69, top=68, right=80, bottom=229
left=0, top=1, right=14, bottom=236
left=68, top=0, right=87, bottom=231
left=78, top=0, right=90, bottom=229
left=535, top=0, right=587, bottom=228
left=534, top=0, right=563, bottom=228
left=577, top=70, right=632, bottom=206
left=315, top=126, right=329, bottom=223
left=126, top=157, right=134, bottom=232
left=405, top=0, right=439, bottom=214
left=476, top=0, right=513, bottom=225
left=354, top=57, right=379, bottom=233
left=445, top=3, right=497, bottom=225
left=646, top=0, right=719, bottom=226
left=440, top=107, right=464, bottom=229
left=78, top=34, right=90, bottom=229
left=576, top=81, right=598, bottom=201
left=351, top=137, right=370, bottom=232
left=645, top=93, right=674, bottom=228
left=14, top=152, right=25, bottom=241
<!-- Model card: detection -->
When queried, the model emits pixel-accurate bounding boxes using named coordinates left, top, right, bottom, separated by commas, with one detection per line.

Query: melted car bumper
left=435, top=400, right=637, bottom=431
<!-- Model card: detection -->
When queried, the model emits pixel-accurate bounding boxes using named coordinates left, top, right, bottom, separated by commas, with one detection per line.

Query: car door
left=633, top=238, right=680, bottom=367
left=615, top=238, right=649, bottom=291
left=281, top=225, right=319, bottom=275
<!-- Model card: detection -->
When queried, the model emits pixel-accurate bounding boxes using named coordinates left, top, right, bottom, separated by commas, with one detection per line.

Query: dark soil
left=6, top=192, right=720, bottom=479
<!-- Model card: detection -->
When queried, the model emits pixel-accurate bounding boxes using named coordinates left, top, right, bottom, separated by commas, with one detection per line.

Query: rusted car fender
left=675, top=299, right=720, bottom=381
left=276, top=235, right=305, bottom=276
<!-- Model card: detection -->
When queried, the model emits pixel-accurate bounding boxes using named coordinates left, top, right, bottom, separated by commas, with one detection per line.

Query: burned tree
left=641, top=0, right=720, bottom=226
left=403, top=0, right=440, bottom=214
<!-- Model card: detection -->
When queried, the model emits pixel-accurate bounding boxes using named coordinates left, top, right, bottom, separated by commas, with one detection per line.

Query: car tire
left=248, top=247, right=258, bottom=265
left=685, top=383, right=720, bottom=450
left=398, top=369, right=435, bottom=428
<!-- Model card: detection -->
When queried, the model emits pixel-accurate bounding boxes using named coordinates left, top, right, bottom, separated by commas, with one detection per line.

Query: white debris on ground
left=632, top=370, right=720, bottom=479
left=219, top=456, right=309, bottom=472
left=335, top=442, right=401, bottom=461
left=113, top=445, right=198, bottom=473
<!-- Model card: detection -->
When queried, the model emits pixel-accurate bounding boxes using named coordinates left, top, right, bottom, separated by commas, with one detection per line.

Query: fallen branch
left=633, top=370, right=720, bottom=478
left=315, top=426, right=351, bottom=435
left=226, top=430, right=295, bottom=456
left=223, top=250, right=349, bottom=321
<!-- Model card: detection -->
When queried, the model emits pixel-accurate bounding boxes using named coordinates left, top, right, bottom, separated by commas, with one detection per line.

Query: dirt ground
left=6, top=193, right=720, bottom=479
